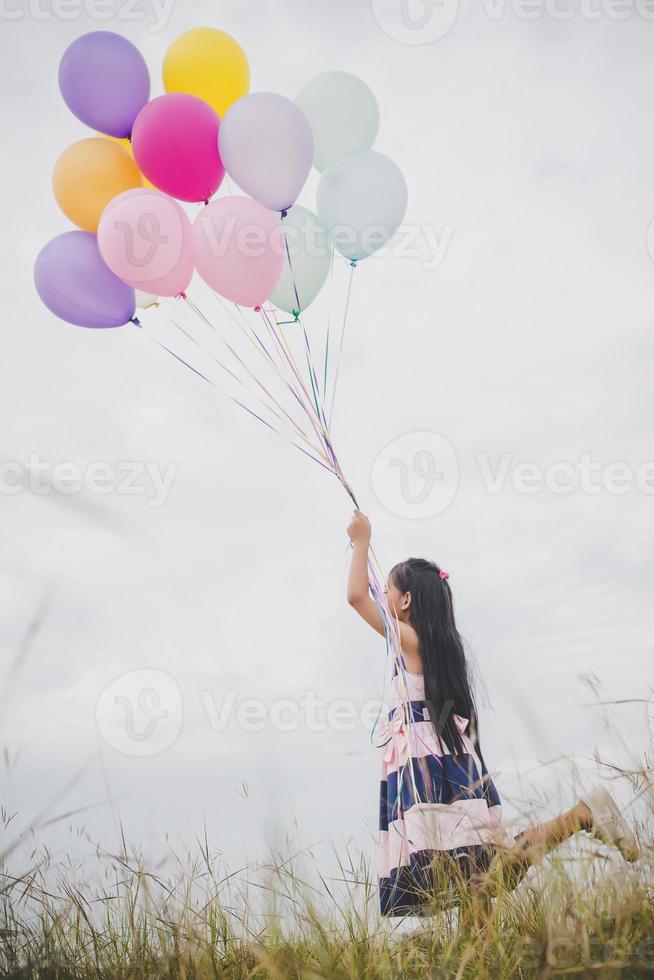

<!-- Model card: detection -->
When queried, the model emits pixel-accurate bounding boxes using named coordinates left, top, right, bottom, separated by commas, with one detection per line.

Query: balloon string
left=206, top=293, right=329, bottom=456
left=328, top=261, right=356, bottom=434
left=322, top=245, right=335, bottom=401
left=181, top=298, right=332, bottom=463
left=173, top=315, right=310, bottom=443
left=259, top=307, right=333, bottom=458
left=280, top=220, right=327, bottom=430
left=143, top=319, right=333, bottom=473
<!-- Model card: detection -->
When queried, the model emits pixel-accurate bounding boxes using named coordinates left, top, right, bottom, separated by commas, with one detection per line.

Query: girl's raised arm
left=346, top=510, right=385, bottom=636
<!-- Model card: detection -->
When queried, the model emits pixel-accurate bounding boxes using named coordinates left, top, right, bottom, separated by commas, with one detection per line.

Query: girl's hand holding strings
left=347, top=509, right=371, bottom=548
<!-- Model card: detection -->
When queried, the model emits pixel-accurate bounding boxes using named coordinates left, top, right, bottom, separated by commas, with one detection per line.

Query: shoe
left=579, top=786, right=640, bottom=863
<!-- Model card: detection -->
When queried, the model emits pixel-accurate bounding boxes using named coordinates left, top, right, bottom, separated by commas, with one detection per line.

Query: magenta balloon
left=192, top=196, right=284, bottom=307
left=132, top=94, right=225, bottom=203
left=58, top=32, right=150, bottom=138
left=34, top=231, right=135, bottom=328
left=98, top=188, right=194, bottom=297
left=218, top=93, right=314, bottom=212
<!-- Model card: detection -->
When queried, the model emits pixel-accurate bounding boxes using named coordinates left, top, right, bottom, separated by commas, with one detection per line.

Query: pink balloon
left=192, top=196, right=284, bottom=307
left=98, top=187, right=193, bottom=297
left=131, top=94, right=224, bottom=203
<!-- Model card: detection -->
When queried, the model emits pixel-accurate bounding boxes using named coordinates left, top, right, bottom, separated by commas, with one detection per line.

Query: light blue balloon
left=296, top=71, right=379, bottom=173
left=272, top=206, right=332, bottom=315
left=317, top=150, right=408, bottom=262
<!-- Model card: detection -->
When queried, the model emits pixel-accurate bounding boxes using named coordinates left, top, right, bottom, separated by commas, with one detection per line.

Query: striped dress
left=378, top=669, right=511, bottom=916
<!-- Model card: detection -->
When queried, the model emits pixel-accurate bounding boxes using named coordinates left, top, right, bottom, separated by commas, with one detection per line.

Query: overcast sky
left=1, top=0, right=653, bottom=891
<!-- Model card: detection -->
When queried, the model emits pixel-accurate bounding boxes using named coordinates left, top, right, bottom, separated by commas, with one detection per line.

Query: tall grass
left=1, top=766, right=652, bottom=979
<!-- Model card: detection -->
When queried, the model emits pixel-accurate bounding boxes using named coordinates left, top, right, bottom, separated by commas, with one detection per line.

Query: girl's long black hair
left=389, top=558, right=486, bottom=767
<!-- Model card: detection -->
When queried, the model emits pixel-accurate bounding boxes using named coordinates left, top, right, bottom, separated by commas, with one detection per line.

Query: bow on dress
left=378, top=711, right=469, bottom=768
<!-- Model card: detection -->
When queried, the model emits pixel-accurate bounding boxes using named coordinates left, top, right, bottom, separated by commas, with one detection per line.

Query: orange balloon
left=53, top=137, right=142, bottom=232
left=103, top=134, right=154, bottom=189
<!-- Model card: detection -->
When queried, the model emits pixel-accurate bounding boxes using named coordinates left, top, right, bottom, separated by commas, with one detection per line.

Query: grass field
left=1, top=762, right=652, bottom=979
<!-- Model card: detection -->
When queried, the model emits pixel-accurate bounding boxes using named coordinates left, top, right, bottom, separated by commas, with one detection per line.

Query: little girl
left=346, top=509, right=639, bottom=917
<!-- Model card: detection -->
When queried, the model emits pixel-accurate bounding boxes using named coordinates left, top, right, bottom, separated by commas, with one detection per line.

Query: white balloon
left=271, top=206, right=331, bottom=315
left=296, top=71, right=379, bottom=173
left=218, top=92, right=314, bottom=212
left=317, top=150, right=408, bottom=262
left=135, top=289, right=159, bottom=309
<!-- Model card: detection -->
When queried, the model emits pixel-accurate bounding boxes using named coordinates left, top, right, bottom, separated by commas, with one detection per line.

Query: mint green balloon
left=272, top=206, right=331, bottom=315
left=296, top=71, right=379, bottom=174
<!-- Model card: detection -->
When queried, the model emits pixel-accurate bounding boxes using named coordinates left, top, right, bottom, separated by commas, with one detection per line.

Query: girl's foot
left=579, top=786, right=640, bottom=862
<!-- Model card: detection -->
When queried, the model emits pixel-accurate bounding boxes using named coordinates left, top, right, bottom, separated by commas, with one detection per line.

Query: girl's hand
left=347, top=509, right=371, bottom=546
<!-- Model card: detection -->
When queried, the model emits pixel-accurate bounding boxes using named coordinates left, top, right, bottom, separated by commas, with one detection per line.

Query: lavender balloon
left=219, top=93, right=313, bottom=212
left=58, top=32, right=150, bottom=138
left=34, top=231, right=135, bottom=328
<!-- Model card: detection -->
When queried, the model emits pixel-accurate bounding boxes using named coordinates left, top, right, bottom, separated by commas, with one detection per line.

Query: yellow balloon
left=53, top=138, right=142, bottom=232
left=103, top=135, right=154, bottom=188
left=162, top=28, right=249, bottom=117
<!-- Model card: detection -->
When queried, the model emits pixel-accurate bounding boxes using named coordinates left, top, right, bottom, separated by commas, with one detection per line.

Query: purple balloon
left=34, top=231, right=135, bottom=329
left=58, top=31, right=150, bottom=138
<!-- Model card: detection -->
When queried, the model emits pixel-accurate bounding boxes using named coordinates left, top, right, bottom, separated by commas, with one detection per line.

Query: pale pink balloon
left=191, top=196, right=284, bottom=307
left=98, top=187, right=194, bottom=297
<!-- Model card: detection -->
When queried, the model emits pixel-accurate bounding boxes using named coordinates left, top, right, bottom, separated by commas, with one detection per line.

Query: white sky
left=1, top=0, right=653, bottom=884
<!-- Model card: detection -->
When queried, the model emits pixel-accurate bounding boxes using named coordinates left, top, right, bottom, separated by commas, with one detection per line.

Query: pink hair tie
left=439, top=569, right=449, bottom=580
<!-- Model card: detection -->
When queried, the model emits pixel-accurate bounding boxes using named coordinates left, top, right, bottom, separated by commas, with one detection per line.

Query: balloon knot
left=130, top=316, right=142, bottom=328
left=292, top=310, right=300, bottom=321
left=350, top=260, right=358, bottom=268
left=254, top=305, right=262, bottom=313
left=204, top=199, right=209, bottom=206
left=179, top=291, right=187, bottom=300
left=281, top=209, right=288, bottom=219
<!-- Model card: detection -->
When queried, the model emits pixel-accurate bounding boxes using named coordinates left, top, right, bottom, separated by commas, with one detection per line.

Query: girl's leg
left=470, top=788, right=638, bottom=903
left=476, top=801, right=593, bottom=897
left=510, top=800, right=592, bottom=861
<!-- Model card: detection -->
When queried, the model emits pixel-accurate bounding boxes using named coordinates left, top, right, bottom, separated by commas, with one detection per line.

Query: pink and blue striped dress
left=378, top=669, right=510, bottom=916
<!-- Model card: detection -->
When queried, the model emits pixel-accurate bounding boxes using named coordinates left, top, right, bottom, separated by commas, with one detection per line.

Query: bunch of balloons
left=34, top=28, right=408, bottom=329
